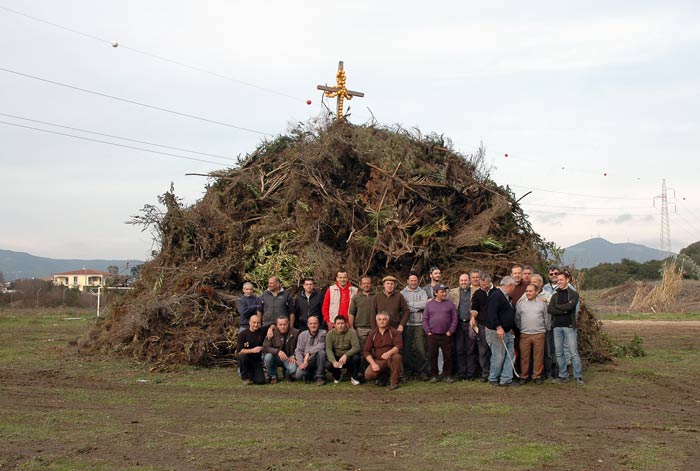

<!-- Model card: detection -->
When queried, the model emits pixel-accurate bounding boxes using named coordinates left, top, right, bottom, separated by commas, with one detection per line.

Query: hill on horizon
left=0, top=249, right=144, bottom=281
left=562, top=237, right=673, bottom=269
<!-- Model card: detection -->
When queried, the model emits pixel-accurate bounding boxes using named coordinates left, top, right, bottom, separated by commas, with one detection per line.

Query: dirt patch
left=2, top=317, right=699, bottom=470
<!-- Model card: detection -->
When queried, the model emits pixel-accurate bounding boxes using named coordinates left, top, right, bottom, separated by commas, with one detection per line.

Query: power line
left=0, top=66, right=274, bottom=136
left=509, top=184, right=650, bottom=201
left=0, top=111, right=236, bottom=161
left=0, top=119, right=228, bottom=167
left=522, top=202, right=651, bottom=210
left=0, top=4, right=302, bottom=102
left=526, top=209, right=657, bottom=217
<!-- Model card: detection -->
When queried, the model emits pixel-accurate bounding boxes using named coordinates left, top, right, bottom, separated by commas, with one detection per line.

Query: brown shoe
left=270, top=377, right=278, bottom=385
left=315, top=378, right=326, bottom=386
left=387, top=383, right=399, bottom=391
left=242, top=379, right=252, bottom=385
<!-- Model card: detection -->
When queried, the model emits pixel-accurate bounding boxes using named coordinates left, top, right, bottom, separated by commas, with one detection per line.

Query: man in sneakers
left=515, top=284, right=550, bottom=385
left=294, top=277, right=322, bottom=331
left=364, top=312, right=404, bottom=390
left=294, top=316, right=328, bottom=385
left=236, top=315, right=265, bottom=385
left=400, top=271, right=430, bottom=381
left=262, top=315, right=299, bottom=384
left=322, top=270, right=359, bottom=330
left=548, top=271, right=585, bottom=386
left=485, top=276, right=519, bottom=387
left=423, top=284, right=458, bottom=383
left=325, top=315, right=362, bottom=385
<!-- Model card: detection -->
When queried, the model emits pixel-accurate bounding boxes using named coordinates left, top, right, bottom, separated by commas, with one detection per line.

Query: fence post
left=97, top=286, right=101, bottom=317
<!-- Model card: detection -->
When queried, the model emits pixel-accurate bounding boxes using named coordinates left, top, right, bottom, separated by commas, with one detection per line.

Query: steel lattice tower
left=654, top=179, right=673, bottom=253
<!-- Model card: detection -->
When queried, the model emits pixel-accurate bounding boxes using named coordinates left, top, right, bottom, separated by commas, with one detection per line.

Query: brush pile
left=81, top=121, right=607, bottom=368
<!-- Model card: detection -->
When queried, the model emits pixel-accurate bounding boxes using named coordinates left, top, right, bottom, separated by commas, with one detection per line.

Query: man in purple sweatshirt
left=422, top=284, right=458, bottom=383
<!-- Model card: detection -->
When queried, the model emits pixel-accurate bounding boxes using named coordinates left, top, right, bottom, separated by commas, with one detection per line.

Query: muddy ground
left=1, top=311, right=699, bottom=470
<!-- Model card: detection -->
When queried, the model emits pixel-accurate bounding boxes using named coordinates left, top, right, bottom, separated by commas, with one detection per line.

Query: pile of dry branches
left=81, top=121, right=603, bottom=367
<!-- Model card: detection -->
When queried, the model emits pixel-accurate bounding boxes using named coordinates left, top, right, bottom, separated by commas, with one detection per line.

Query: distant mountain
left=0, top=249, right=145, bottom=281
left=562, top=238, right=673, bottom=269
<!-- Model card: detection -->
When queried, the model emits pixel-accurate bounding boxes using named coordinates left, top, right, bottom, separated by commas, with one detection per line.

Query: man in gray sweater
left=515, top=284, right=551, bottom=384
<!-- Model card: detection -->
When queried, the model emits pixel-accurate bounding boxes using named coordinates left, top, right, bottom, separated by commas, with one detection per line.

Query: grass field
left=1, top=309, right=699, bottom=470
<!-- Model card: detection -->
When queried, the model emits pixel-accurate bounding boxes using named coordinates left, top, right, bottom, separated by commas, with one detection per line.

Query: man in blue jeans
left=548, top=270, right=584, bottom=386
left=262, top=315, right=299, bottom=383
left=485, top=276, right=518, bottom=387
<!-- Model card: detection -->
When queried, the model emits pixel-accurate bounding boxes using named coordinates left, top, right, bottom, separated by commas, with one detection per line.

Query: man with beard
left=423, top=266, right=443, bottom=299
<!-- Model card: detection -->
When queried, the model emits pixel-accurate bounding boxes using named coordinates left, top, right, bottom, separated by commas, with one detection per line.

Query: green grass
left=2, top=308, right=699, bottom=471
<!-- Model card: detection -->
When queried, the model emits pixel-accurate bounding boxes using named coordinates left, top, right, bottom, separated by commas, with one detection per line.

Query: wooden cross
left=317, top=61, right=364, bottom=121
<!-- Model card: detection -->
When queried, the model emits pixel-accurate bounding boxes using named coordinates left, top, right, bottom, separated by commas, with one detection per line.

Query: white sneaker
left=333, top=379, right=341, bottom=385
left=350, top=377, right=360, bottom=386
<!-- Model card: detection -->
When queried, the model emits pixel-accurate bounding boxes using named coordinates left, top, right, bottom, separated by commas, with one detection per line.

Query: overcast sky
left=1, top=0, right=699, bottom=261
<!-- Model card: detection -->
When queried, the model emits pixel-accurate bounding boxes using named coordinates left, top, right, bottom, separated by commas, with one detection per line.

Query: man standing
left=515, top=284, right=550, bottom=385
left=325, top=315, right=362, bottom=385
left=262, top=315, right=299, bottom=384
left=485, top=277, right=519, bottom=387
left=322, top=270, right=358, bottom=329
left=533, top=273, right=556, bottom=379
left=373, top=276, right=410, bottom=332
left=449, top=271, right=480, bottom=380
left=236, top=315, right=265, bottom=385
left=364, top=312, right=403, bottom=390
left=519, top=266, right=534, bottom=300
left=349, top=276, right=375, bottom=348
left=470, top=272, right=492, bottom=381
left=548, top=271, right=584, bottom=386
left=260, top=276, right=293, bottom=328
left=423, top=266, right=442, bottom=299
left=543, top=266, right=560, bottom=297
left=400, top=271, right=429, bottom=381
left=294, top=277, right=322, bottom=331
left=237, top=282, right=261, bottom=332
left=510, top=264, right=527, bottom=307
left=294, top=317, right=328, bottom=385
left=423, top=284, right=458, bottom=383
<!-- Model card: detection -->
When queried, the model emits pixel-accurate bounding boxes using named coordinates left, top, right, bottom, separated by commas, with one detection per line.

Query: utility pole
left=654, top=179, right=676, bottom=253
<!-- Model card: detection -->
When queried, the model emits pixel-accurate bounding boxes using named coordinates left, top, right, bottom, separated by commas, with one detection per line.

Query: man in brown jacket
left=363, top=312, right=403, bottom=390
left=372, top=276, right=410, bottom=332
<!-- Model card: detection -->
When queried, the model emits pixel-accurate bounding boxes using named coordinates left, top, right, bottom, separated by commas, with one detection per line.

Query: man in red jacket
left=322, top=270, right=358, bottom=329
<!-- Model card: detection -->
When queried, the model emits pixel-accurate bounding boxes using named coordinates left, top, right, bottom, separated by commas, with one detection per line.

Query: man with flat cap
left=373, top=275, right=411, bottom=332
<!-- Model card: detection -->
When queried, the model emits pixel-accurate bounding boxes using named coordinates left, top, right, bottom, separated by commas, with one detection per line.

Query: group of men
left=236, top=265, right=584, bottom=390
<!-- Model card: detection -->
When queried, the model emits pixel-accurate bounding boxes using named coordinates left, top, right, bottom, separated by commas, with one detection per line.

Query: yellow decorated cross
left=317, top=61, right=365, bottom=121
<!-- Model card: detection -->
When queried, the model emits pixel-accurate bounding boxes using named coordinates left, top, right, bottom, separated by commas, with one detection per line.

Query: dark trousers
left=326, top=352, right=361, bottom=380
left=365, top=354, right=403, bottom=386
left=544, top=329, right=558, bottom=378
left=454, top=321, right=480, bottom=378
left=428, top=334, right=453, bottom=378
left=238, top=353, right=265, bottom=384
left=403, top=325, right=429, bottom=377
left=453, top=321, right=468, bottom=378
left=476, top=323, right=491, bottom=379
left=294, top=350, right=327, bottom=381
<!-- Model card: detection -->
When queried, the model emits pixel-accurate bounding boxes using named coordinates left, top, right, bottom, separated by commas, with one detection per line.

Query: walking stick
left=501, top=337, right=521, bottom=379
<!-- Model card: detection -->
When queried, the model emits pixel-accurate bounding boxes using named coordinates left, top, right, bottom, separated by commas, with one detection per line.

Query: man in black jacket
left=470, top=272, right=492, bottom=381
left=548, top=271, right=584, bottom=385
left=485, top=276, right=518, bottom=387
left=294, top=277, right=322, bottom=331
